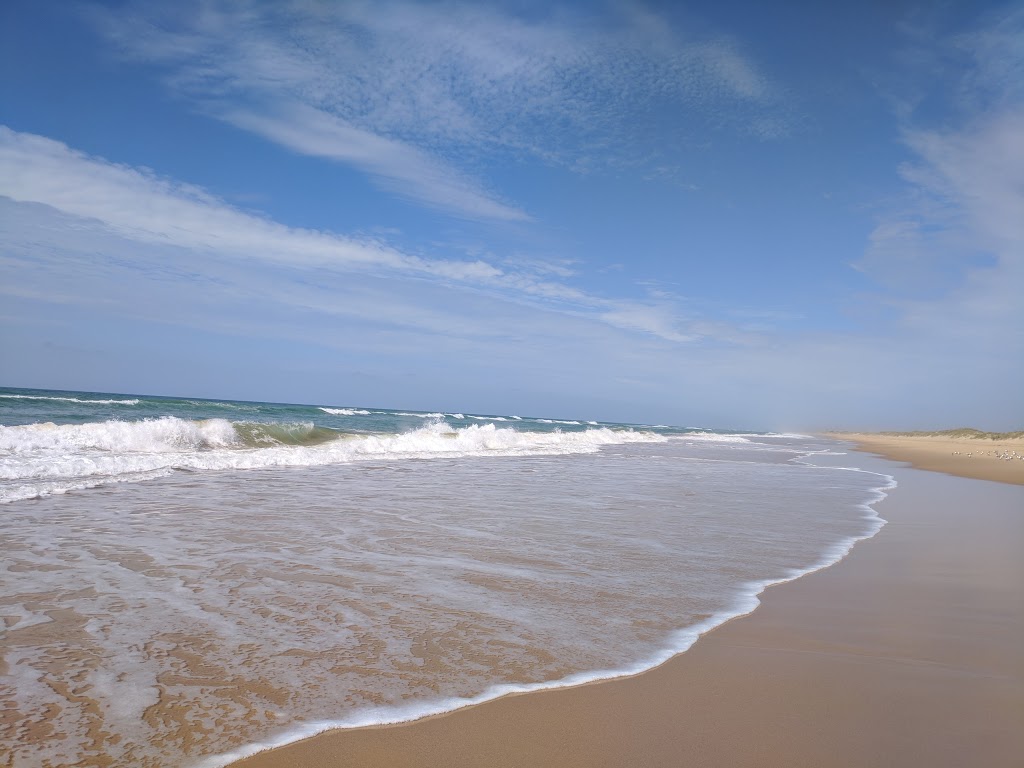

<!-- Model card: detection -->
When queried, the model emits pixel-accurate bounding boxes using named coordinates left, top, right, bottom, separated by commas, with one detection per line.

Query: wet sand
left=831, top=432, right=1024, bottom=485
left=234, top=454, right=1024, bottom=768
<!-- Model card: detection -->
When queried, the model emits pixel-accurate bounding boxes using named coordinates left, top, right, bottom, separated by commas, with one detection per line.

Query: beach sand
left=831, top=432, right=1024, bottom=485
left=234, top=453, right=1024, bottom=768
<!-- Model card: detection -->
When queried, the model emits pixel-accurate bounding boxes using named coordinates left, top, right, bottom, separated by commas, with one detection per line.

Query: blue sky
left=1, top=0, right=1022, bottom=429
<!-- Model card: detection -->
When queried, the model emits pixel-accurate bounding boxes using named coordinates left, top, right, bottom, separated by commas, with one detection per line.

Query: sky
left=1, top=0, right=1022, bottom=430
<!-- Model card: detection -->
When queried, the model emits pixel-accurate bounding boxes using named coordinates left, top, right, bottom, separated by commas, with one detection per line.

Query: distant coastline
left=828, top=430, right=1024, bottom=485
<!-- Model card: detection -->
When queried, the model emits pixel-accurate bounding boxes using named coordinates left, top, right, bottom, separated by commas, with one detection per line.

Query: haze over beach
left=1, top=1, right=1022, bottom=767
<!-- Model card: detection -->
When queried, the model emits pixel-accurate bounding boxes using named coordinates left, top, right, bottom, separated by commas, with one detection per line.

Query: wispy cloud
left=0, top=126, right=495, bottom=277
left=90, top=0, right=790, bottom=216
left=953, top=5, right=1024, bottom=113
left=600, top=303, right=699, bottom=344
left=850, top=8, right=1024, bottom=422
left=858, top=8, right=1024, bottom=319
left=220, top=102, right=527, bottom=222
left=0, top=129, right=374, bottom=272
left=0, top=125, right=726, bottom=345
left=887, top=109, right=1024, bottom=331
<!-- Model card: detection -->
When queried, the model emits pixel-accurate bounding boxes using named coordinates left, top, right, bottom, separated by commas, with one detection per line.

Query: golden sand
left=831, top=432, right=1024, bottom=485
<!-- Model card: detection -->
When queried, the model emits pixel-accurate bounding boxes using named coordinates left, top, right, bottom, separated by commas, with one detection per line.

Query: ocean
left=0, top=387, right=893, bottom=767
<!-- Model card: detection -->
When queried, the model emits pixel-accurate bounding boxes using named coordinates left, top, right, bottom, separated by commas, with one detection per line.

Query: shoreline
left=828, top=431, right=1024, bottom=485
left=225, top=450, right=1024, bottom=768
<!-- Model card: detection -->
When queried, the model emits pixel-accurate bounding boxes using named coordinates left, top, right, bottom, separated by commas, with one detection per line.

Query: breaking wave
left=0, top=418, right=665, bottom=503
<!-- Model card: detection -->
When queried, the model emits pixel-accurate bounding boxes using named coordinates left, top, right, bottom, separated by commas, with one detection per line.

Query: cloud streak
left=220, top=103, right=528, bottom=222
left=0, top=125, right=722, bottom=345
left=858, top=8, right=1024, bottom=336
left=848, top=9, right=1024, bottom=426
left=91, top=0, right=790, bottom=217
left=0, top=126, right=495, bottom=277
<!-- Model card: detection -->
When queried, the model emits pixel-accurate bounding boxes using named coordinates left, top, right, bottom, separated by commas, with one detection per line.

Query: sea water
left=0, top=388, right=892, bottom=767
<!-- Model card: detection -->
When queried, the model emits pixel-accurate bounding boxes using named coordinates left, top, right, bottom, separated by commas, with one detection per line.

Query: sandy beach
left=234, top=450, right=1024, bottom=768
left=830, top=432, right=1024, bottom=485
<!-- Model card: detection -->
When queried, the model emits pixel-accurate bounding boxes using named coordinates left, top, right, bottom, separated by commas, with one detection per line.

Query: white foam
left=0, top=417, right=239, bottom=454
left=676, top=432, right=752, bottom=443
left=319, top=407, right=371, bottom=416
left=3, top=469, right=175, bottom=503
left=0, top=419, right=666, bottom=503
left=184, top=400, right=256, bottom=410
left=0, top=394, right=140, bottom=405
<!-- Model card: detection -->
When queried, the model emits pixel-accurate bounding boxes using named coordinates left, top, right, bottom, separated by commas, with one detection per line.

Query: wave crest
left=0, top=419, right=666, bottom=503
left=0, top=417, right=240, bottom=453
left=0, top=394, right=140, bottom=405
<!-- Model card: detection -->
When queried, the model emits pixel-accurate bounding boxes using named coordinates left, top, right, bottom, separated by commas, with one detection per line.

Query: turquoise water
left=0, top=385, right=713, bottom=432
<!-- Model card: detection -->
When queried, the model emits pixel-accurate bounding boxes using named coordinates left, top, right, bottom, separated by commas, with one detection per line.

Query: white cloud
left=890, top=109, right=1024, bottom=339
left=954, top=5, right=1024, bottom=112
left=220, top=103, right=527, bottom=222
left=600, top=302, right=701, bottom=344
left=847, top=9, right=1024, bottom=426
left=906, top=111, right=1024, bottom=255
left=859, top=9, right=1024, bottom=321
left=90, top=0, right=789, bottom=215
left=0, top=126, right=722, bottom=346
left=0, top=126, right=499, bottom=277
left=686, top=39, right=776, bottom=103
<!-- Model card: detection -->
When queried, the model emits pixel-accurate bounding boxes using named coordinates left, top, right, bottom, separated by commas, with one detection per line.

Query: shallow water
left=0, top=426, right=889, bottom=767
